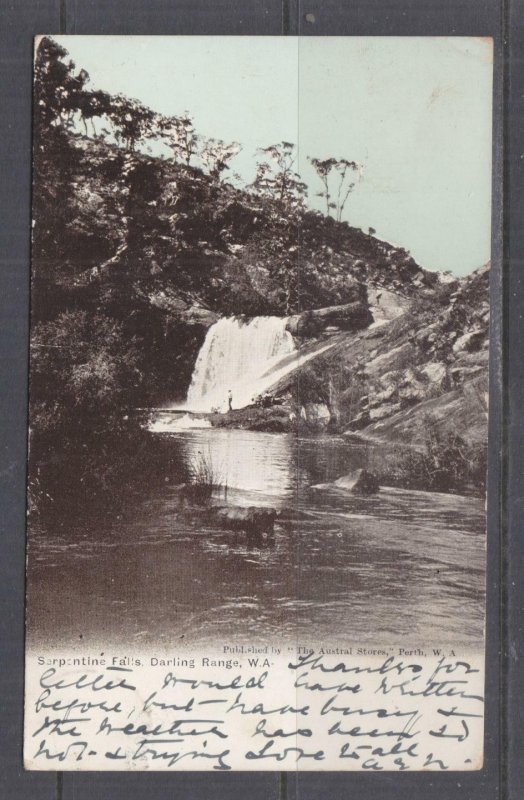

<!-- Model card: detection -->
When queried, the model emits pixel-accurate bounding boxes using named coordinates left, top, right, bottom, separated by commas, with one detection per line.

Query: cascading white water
left=184, top=316, right=297, bottom=412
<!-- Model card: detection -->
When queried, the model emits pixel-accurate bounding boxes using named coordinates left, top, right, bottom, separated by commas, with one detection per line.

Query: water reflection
left=176, top=429, right=296, bottom=503
left=173, top=429, right=367, bottom=507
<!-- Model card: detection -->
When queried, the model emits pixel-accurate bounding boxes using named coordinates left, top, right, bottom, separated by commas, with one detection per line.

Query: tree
left=251, top=142, right=307, bottom=210
left=76, top=88, right=112, bottom=137
left=309, top=156, right=362, bottom=221
left=108, top=95, right=156, bottom=151
left=34, top=36, right=90, bottom=133
left=34, top=38, right=147, bottom=146
left=201, top=138, right=241, bottom=179
left=158, top=113, right=199, bottom=166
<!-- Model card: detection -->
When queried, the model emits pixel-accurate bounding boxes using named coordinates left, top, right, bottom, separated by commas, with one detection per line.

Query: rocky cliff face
left=268, top=264, right=489, bottom=451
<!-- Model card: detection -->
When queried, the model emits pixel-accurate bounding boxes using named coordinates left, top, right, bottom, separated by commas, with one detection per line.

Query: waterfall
left=184, top=316, right=296, bottom=412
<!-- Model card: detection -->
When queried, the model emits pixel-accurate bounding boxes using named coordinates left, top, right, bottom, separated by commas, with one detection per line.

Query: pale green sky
left=53, top=36, right=493, bottom=275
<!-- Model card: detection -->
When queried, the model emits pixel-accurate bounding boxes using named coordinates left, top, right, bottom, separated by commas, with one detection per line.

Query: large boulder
left=420, top=361, right=447, bottom=387
left=148, top=292, right=219, bottom=328
left=180, top=306, right=220, bottom=327
left=333, top=469, right=380, bottom=495
left=369, top=403, right=401, bottom=421
left=367, top=287, right=410, bottom=324
left=300, top=403, right=331, bottom=426
left=452, top=329, right=486, bottom=354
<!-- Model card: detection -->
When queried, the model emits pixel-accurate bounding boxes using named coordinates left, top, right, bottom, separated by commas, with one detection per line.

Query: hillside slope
left=31, top=126, right=443, bottom=421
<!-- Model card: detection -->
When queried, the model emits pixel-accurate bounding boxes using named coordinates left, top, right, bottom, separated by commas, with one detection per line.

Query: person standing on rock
left=228, top=389, right=233, bottom=412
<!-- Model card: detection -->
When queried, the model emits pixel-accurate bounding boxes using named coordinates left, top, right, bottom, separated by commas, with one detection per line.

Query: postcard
left=24, top=35, right=493, bottom=770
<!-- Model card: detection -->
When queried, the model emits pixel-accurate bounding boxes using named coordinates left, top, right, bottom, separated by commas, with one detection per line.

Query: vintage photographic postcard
left=24, top=36, right=493, bottom=771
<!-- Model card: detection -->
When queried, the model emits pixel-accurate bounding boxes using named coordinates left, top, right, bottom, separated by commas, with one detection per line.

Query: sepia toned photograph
left=24, top=36, right=493, bottom=771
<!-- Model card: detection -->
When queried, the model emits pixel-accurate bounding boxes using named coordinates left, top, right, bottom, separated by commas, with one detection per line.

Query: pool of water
left=26, top=429, right=486, bottom=650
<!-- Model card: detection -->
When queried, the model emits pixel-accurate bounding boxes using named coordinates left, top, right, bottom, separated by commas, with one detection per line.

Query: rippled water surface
left=27, top=429, right=486, bottom=650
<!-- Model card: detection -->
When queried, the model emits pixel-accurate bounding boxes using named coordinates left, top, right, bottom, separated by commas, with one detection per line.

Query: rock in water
left=333, top=469, right=380, bottom=495
left=210, top=505, right=277, bottom=533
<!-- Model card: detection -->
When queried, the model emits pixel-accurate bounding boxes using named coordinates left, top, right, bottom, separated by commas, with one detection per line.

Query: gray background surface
left=0, top=1, right=512, bottom=798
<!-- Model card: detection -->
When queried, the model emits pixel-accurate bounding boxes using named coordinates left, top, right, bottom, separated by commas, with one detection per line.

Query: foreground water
left=27, top=429, right=485, bottom=651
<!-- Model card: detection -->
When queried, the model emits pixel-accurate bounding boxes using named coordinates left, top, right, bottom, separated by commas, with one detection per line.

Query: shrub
left=367, top=418, right=487, bottom=496
left=30, top=310, right=142, bottom=436
left=185, top=451, right=222, bottom=505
